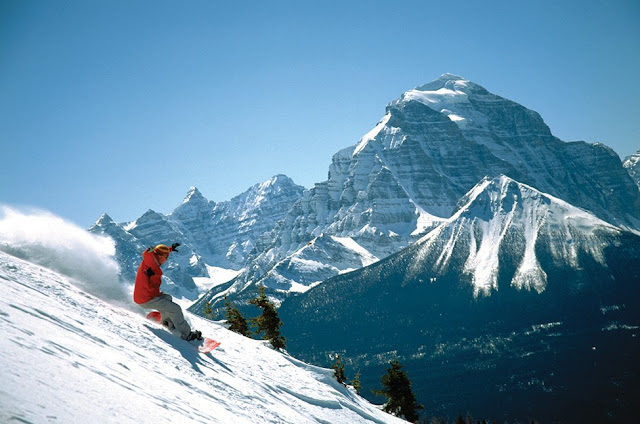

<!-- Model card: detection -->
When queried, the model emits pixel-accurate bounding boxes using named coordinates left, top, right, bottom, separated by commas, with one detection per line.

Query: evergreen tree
left=202, top=300, right=213, bottom=318
left=248, top=286, right=286, bottom=350
left=351, top=370, right=362, bottom=395
left=224, top=296, right=251, bottom=337
left=374, top=359, right=423, bottom=423
left=331, top=354, right=347, bottom=385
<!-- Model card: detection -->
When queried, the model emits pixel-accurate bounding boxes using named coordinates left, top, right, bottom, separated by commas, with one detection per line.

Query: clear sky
left=1, top=0, right=639, bottom=227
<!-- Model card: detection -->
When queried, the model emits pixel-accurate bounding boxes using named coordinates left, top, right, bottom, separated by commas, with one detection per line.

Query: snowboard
left=146, top=311, right=221, bottom=353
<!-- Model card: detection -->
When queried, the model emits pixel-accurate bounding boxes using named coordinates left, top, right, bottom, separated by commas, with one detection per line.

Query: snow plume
left=0, top=206, right=127, bottom=303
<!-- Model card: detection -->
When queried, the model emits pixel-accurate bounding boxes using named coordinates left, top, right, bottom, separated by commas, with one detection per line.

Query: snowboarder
left=133, top=243, right=202, bottom=341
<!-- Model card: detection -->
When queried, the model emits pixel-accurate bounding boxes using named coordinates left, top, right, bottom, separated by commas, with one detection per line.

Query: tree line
left=203, top=286, right=286, bottom=351
left=203, top=287, right=531, bottom=423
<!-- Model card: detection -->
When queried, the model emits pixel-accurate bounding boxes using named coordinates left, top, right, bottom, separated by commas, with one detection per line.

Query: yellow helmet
left=153, top=244, right=171, bottom=257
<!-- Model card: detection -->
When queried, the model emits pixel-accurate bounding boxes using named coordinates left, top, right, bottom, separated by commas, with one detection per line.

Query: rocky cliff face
left=208, top=175, right=306, bottom=268
left=399, top=75, right=639, bottom=226
left=624, top=149, right=640, bottom=190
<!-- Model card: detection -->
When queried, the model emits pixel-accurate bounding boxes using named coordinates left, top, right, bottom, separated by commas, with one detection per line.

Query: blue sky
left=1, top=0, right=639, bottom=227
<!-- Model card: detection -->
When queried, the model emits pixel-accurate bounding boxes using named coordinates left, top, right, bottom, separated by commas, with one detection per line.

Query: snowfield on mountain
left=0, top=249, right=404, bottom=424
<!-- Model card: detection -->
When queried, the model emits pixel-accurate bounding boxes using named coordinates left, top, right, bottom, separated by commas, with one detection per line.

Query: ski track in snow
left=0, top=251, right=403, bottom=424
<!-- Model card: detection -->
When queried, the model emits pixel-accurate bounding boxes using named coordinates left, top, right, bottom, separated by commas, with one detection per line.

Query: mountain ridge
left=197, top=74, right=639, bottom=314
left=92, top=74, right=639, bottom=316
left=90, top=174, right=305, bottom=300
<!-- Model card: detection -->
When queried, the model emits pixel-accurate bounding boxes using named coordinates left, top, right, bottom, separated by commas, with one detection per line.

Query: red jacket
left=133, top=249, right=166, bottom=304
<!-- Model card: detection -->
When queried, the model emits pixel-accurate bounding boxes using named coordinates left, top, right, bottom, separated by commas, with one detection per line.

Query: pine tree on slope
left=248, top=286, right=286, bottom=350
left=202, top=301, right=213, bottom=318
left=224, top=296, right=252, bottom=337
left=375, top=359, right=423, bottom=423
left=351, top=370, right=362, bottom=395
left=332, top=354, right=347, bottom=385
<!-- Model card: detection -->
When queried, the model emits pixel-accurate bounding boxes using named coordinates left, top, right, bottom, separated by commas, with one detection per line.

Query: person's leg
left=141, top=294, right=191, bottom=337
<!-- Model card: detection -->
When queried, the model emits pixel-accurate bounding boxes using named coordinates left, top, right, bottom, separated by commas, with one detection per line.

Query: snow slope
left=0, top=250, right=404, bottom=424
left=191, top=233, right=382, bottom=316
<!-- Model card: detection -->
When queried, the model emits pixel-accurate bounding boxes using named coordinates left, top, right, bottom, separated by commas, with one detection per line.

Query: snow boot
left=162, top=318, right=175, bottom=330
left=183, top=330, right=203, bottom=341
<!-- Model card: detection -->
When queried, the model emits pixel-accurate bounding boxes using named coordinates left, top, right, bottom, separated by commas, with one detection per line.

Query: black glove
left=171, top=243, right=181, bottom=252
left=145, top=268, right=155, bottom=277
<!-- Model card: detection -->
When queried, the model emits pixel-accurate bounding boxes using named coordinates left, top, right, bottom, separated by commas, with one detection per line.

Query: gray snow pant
left=141, top=293, right=191, bottom=338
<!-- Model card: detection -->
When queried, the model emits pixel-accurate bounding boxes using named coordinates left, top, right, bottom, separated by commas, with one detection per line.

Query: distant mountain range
left=90, top=175, right=304, bottom=300
left=91, top=74, right=639, bottom=306
left=191, top=74, right=640, bottom=317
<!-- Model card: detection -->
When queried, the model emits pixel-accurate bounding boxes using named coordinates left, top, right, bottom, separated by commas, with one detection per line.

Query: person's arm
left=142, top=249, right=162, bottom=289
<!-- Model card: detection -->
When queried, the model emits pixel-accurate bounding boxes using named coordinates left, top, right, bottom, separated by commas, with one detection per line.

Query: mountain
left=90, top=213, right=146, bottom=280
left=90, top=175, right=304, bottom=300
left=91, top=208, right=209, bottom=300
left=279, top=175, right=640, bottom=423
left=406, top=75, right=639, bottom=226
left=0, top=249, right=405, bottom=424
left=197, top=74, right=640, bottom=315
left=168, top=176, right=307, bottom=270
left=624, top=149, right=640, bottom=190
left=408, top=175, right=622, bottom=296
left=204, top=174, right=306, bottom=268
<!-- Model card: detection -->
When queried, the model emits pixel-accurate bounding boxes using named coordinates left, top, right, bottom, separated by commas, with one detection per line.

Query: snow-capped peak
left=437, top=72, right=464, bottom=81
left=182, top=186, right=207, bottom=204
left=264, top=174, right=290, bottom=186
left=93, top=212, right=115, bottom=227
left=172, top=187, right=213, bottom=220
left=453, top=175, right=618, bottom=229
left=230, top=175, right=304, bottom=218
left=123, top=209, right=165, bottom=232
left=255, top=174, right=302, bottom=195
left=413, top=175, right=620, bottom=297
left=413, top=73, right=480, bottom=93
left=399, top=74, right=487, bottom=129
